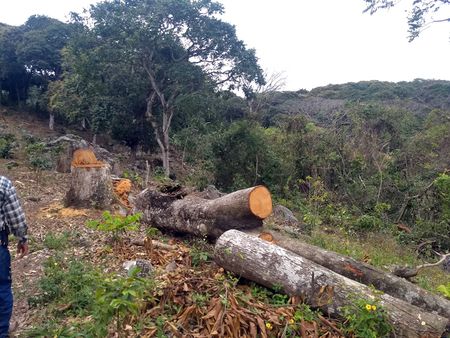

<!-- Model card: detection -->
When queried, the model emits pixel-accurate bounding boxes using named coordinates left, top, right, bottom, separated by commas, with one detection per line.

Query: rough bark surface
left=214, top=230, right=448, bottom=338
left=65, top=166, right=114, bottom=209
left=133, top=186, right=272, bottom=239
left=243, top=228, right=450, bottom=318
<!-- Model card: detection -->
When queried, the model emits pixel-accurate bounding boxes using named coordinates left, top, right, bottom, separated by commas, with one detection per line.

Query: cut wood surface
left=133, top=185, right=272, bottom=239
left=214, top=230, right=448, bottom=338
left=65, top=165, right=114, bottom=210
left=243, top=228, right=450, bottom=318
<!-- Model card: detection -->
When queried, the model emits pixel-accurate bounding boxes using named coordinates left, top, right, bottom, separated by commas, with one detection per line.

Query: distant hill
left=307, top=79, right=450, bottom=102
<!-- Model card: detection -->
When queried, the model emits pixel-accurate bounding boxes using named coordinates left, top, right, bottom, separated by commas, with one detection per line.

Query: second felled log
left=214, top=230, right=448, bottom=338
left=133, top=185, right=272, bottom=239
left=243, top=228, right=450, bottom=318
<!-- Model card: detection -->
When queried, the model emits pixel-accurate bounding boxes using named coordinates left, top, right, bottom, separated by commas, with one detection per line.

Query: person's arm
left=3, top=185, right=28, bottom=258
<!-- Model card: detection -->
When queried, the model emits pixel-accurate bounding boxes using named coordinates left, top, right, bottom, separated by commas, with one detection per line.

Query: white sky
left=1, top=0, right=450, bottom=91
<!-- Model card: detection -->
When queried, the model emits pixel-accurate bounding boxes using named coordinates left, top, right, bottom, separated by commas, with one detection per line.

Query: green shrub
left=341, top=288, right=393, bottom=338
left=27, top=254, right=157, bottom=337
left=0, top=134, right=16, bottom=158
left=44, top=233, right=69, bottom=250
left=352, top=214, right=382, bottom=231
left=86, top=211, right=142, bottom=241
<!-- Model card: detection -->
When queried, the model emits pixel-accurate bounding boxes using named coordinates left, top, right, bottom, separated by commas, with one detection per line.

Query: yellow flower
left=54, top=263, right=58, bottom=266
left=366, top=304, right=371, bottom=310
left=372, top=305, right=376, bottom=311
left=290, top=319, right=294, bottom=323
left=266, top=323, right=272, bottom=330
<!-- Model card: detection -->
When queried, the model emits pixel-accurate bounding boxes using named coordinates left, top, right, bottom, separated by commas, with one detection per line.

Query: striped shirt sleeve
left=2, top=182, right=28, bottom=244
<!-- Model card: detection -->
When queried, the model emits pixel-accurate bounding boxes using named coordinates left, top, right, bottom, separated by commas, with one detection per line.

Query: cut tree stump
left=214, top=230, right=449, bottom=338
left=243, top=228, right=450, bottom=318
left=133, top=185, right=272, bottom=239
left=65, top=149, right=114, bottom=209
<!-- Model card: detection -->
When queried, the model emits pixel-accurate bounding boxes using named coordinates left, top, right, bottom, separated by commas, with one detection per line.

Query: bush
left=352, top=214, right=382, bottom=231
left=0, top=134, right=16, bottom=158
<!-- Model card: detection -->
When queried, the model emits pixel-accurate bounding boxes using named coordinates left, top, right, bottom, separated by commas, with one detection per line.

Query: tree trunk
left=65, top=158, right=113, bottom=210
left=130, top=143, right=137, bottom=163
left=133, top=185, right=273, bottom=239
left=49, top=111, right=54, bottom=131
left=214, top=230, right=448, bottom=338
left=243, top=228, right=450, bottom=318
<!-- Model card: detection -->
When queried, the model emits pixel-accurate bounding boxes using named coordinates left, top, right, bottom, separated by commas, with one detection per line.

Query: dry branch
left=131, top=238, right=174, bottom=250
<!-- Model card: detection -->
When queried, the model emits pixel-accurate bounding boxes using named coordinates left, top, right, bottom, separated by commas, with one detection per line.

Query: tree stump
left=214, top=230, right=449, bottom=338
left=133, top=185, right=273, bottom=239
left=65, top=149, right=114, bottom=209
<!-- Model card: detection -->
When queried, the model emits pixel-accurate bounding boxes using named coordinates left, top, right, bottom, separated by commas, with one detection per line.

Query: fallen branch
left=392, top=252, right=450, bottom=278
left=131, top=238, right=174, bottom=251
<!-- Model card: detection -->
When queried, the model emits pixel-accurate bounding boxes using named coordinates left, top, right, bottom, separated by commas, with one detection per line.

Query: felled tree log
left=243, top=229, right=450, bottom=318
left=214, top=230, right=448, bottom=338
left=65, top=149, right=114, bottom=209
left=133, top=186, right=272, bottom=239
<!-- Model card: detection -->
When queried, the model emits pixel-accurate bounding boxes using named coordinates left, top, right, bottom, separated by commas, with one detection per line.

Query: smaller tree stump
left=65, top=149, right=114, bottom=209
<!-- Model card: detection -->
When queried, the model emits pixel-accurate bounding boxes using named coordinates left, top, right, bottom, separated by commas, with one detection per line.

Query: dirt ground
left=0, top=110, right=111, bottom=334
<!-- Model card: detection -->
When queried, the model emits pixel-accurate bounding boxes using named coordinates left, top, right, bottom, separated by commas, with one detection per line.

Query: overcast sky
left=1, top=0, right=450, bottom=91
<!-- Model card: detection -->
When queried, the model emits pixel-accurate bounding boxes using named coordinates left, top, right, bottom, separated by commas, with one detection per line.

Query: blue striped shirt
left=0, top=176, right=28, bottom=244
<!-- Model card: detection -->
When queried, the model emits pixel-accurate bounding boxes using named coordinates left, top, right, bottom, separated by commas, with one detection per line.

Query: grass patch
left=308, top=227, right=450, bottom=294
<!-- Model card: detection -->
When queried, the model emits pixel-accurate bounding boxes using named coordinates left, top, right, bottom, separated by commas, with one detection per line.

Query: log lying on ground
left=133, top=186, right=272, bottom=239
left=243, top=228, right=450, bottom=318
left=214, top=230, right=448, bottom=338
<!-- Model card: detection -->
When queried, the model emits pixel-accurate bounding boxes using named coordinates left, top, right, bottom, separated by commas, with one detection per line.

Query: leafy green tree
left=0, top=26, right=30, bottom=105
left=64, top=0, right=265, bottom=174
left=0, top=15, right=71, bottom=128
left=363, top=0, right=450, bottom=41
left=211, top=120, right=284, bottom=192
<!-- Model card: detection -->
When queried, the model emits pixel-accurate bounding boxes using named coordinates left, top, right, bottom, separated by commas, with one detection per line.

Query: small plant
left=86, top=211, right=142, bottom=241
left=123, top=170, right=142, bottom=185
left=293, top=303, right=322, bottom=323
left=340, top=287, right=393, bottom=338
left=43, top=232, right=69, bottom=250
left=437, top=282, right=450, bottom=298
left=189, top=236, right=211, bottom=267
left=91, top=273, right=155, bottom=337
left=0, top=134, right=16, bottom=158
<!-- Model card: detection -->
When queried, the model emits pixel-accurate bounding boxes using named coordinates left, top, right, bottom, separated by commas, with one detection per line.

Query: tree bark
left=49, top=111, right=55, bottom=131
left=65, top=165, right=114, bottom=210
left=243, top=228, right=450, bottom=318
left=133, top=185, right=273, bottom=239
left=214, top=230, right=448, bottom=338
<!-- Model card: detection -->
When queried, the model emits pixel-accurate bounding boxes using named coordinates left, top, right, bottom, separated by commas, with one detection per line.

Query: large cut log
left=243, top=228, right=450, bottom=318
left=214, top=230, right=448, bottom=338
left=133, top=186, right=272, bottom=239
left=65, top=149, right=114, bottom=209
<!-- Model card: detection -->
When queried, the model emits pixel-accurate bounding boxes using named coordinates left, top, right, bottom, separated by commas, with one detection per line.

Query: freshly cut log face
left=133, top=185, right=273, bottom=239
left=248, top=186, right=272, bottom=218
